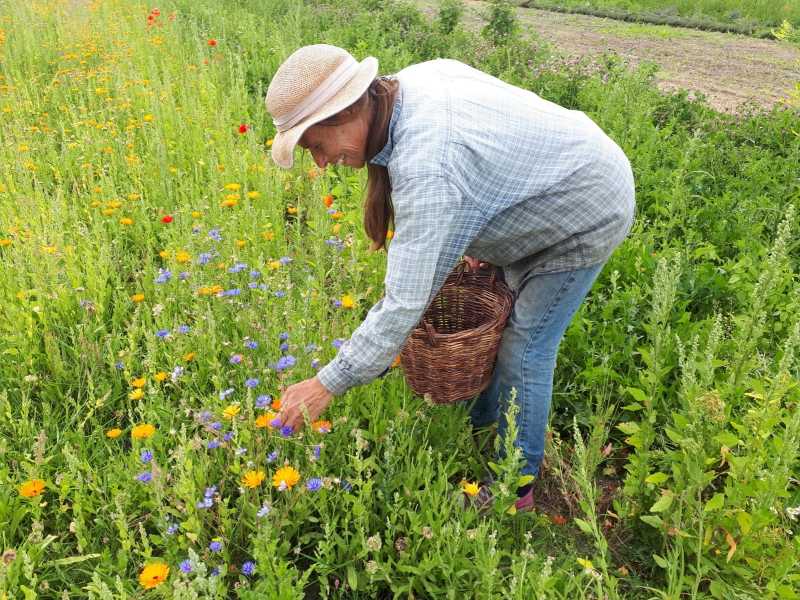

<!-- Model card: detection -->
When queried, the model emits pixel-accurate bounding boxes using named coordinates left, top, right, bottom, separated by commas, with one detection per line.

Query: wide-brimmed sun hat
left=265, top=44, right=379, bottom=169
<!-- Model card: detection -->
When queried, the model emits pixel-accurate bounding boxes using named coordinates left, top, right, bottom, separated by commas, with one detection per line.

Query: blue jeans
left=469, top=262, right=605, bottom=479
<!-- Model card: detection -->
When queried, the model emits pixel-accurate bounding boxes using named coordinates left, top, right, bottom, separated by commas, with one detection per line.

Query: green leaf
left=617, top=422, right=641, bottom=435
left=671, top=412, right=690, bottom=429
left=664, top=428, right=684, bottom=443
left=645, top=472, right=670, bottom=484
left=347, top=565, right=358, bottom=592
left=714, top=432, right=741, bottom=446
left=640, top=515, right=664, bottom=528
left=653, top=554, right=668, bottom=569
left=621, top=403, right=643, bottom=412
left=776, top=585, right=799, bottom=599
left=574, top=518, right=593, bottom=534
left=43, top=553, right=101, bottom=567
left=517, top=475, right=535, bottom=488
left=704, top=493, right=725, bottom=512
left=650, top=495, right=674, bottom=512
left=736, top=511, right=753, bottom=534
left=709, top=580, right=725, bottom=599
left=626, top=387, right=648, bottom=402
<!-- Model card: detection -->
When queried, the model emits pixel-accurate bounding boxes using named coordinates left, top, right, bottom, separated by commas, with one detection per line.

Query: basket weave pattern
left=400, top=262, right=514, bottom=404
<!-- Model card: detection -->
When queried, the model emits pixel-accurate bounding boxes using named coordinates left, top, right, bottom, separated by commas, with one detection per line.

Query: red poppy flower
left=147, top=14, right=154, bottom=20
left=151, top=7, right=160, bottom=16
left=161, top=214, right=173, bottom=223
left=238, top=124, right=249, bottom=134
left=324, top=195, right=333, bottom=208
left=208, top=39, right=217, bottom=46
left=554, top=516, right=568, bottom=525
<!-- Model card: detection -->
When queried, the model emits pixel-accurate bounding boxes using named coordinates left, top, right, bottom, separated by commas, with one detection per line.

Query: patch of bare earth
left=426, top=0, right=800, bottom=112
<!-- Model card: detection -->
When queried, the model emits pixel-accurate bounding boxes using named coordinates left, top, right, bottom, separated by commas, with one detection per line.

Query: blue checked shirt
left=317, top=59, right=635, bottom=395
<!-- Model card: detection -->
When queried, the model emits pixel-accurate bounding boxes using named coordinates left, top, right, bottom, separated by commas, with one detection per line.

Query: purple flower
left=342, top=479, right=352, bottom=490
left=140, top=450, right=153, bottom=463
left=229, top=355, right=243, bottom=364
left=314, top=445, right=321, bottom=460
left=275, top=355, right=296, bottom=370
left=154, top=268, right=172, bottom=284
left=266, top=451, right=279, bottom=463
left=310, top=359, right=320, bottom=369
left=114, top=361, right=124, bottom=370
left=209, top=229, right=222, bottom=241
left=179, top=559, right=193, bottom=573
left=332, top=339, right=346, bottom=349
left=274, top=291, right=285, bottom=297
left=306, top=478, right=322, bottom=492
left=207, top=439, right=221, bottom=449
left=250, top=270, right=261, bottom=278
left=156, top=329, right=170, bottom=338
left=333, top=300, right=343, bottom=307
left=241, top=561, right=255, bottom=576
left=257, top=503, right=271, bottom=517
left=219, top=387, right=235, bottom=399
left=177, top=325, right=190, bottom=334
left=209, top=421, right=222, bottom=431
left=305, top=344, right=319, bottom=351
left=280, top=332, right=289, bottom=340
left=222, top=431, right=234, bottom=441
left=248, top=282, right=258, bottom=289
left=137, top=471, right=152, bottom=483
left=166, top=522, right=180, bottom=534
left=269, top=418, right=281, bottom=429
left=209, top=540, right=223, bottom=552
left=198, top=410, right=212, bottom=423
left=171, top=366, right=184, bottom=380
left=246, top=378, right=260, bottom=388
left=224, top=288, right=241, bottom=296
left=235, top=447, right=247, bottom=455
left=256, top=394, right=272, bottom=408
left=279, top=257, right=291, bottom=264
left=197, top=497, right=213, bottom=509
left=179, top=271, right=190, bottom=280
left=211, top=567, right=220, bottom=576
left=259, top=284, right=267, bottom=291
left=279, top=343, right=289, bottom=351
left=244, top=340, right=258, bottom=349
left=280, top=425, right=293, bottom=437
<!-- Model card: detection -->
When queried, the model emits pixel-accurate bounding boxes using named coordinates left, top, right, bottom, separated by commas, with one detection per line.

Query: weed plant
left=0, top=0, right=798, bottom=597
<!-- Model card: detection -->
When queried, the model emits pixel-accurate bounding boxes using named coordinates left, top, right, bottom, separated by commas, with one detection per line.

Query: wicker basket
left=400, top=261, right=514, bottom=404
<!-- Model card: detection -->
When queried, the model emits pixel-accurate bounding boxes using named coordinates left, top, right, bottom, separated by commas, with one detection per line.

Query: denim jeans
left=469, top=262, right=605, bottom=479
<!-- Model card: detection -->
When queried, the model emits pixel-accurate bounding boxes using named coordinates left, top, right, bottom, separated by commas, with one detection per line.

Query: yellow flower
left=386, top=230, right=394, bottom=239
left=19, top=480, right=46, bottom=498
left=332, top=224, right=341, bottom=234
left=312, top=420, right=332, bottom=434
left=224, top=183, right=240, bottom=190
left=0, top=239, right=11, bottom=246
left=106, top=428, right=123, bottom=438
left=242, top=470, right=265, bottom=489
left=106, top=201, right=122, bottom=208
left=268, top=261, right=280, bottom=270
left=131, top=424, right=155, bottom=439
left=102, top=209, right=115, bottom=215
left=127, top=194, right=140, bottom=200
left=191, top=211, right=200, bottom=218
left=266, top=139, right=274, bottom=146
left=19, top=145, right=29, bottom=151
left=223, top=404, right=241, bottom=419
left=175, top=251, right=190, bottom=263
left=131, top=294, right=145, bottom=302
left=256, top=412, right=277, bottom=429
left=159, top=250, right=169, bottom=259
left=287, top=206, right=298, bottom=214
left=132, top=378, right=146, bottom=388
left=264, top=231, right=275, bottom=240
left=221, top=199, right=237, bottom=208
left=273, top=466, right=300, bottom=490
left=154, top=371, right=168, bottom=382
left=119, top=218, right=133, bottom=225
left=139, top=562, right=169, bottom=589
left=341, top=295, right=355, bottom=309
left=144, top=115, right=154, bottom=122
left=462, top=480, right=480, bottom=497
left=130, top=389, right=144, bottom=400
left=90, top=201, right=102, bottom=207
left=236, top=240, right=246, bottom=247
left=183, top=351, right=195, bottom=361
left=392, top=354, right=402, bottom=367
left=247, top=191, right=259, bottom=199
left=93, top=187, right=102, bottom=193
left=331, top=211, right=343, bottom=219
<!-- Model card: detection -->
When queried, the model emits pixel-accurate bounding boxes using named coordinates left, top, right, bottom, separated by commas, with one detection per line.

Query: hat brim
left=270, top=57, right=379, bottom=169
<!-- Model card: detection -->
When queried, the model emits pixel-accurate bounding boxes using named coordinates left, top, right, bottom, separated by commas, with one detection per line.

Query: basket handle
left=455, top=259, right=500, bottom=292
left=421, top=319, right=438, bottom=347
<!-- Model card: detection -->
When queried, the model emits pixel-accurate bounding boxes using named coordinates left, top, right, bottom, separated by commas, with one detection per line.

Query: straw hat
left=266, top=45, right=379, bottom=169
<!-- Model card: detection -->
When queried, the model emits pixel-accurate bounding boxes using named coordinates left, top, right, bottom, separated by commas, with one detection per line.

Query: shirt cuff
left=317, top=357, right=361, bottom=396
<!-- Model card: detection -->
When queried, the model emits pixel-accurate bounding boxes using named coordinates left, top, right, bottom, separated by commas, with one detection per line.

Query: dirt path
left=418, top=1, right=800, bottom=111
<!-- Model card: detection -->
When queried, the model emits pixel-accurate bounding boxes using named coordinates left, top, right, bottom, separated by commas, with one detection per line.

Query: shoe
left=464, top=480, right=534, bottom=515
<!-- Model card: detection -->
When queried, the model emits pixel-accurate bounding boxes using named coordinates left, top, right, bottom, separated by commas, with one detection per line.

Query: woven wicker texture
left=400, top=262, right=514, bottom=404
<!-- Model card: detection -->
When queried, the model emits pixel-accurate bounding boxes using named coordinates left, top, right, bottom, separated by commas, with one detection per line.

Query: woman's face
left=297, top=110, right=372, bottom=169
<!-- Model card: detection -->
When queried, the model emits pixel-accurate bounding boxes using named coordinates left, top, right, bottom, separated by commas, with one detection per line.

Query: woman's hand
left=278, top=376, right=335, bottom=432
left=465, top=256, right=491, bottom=273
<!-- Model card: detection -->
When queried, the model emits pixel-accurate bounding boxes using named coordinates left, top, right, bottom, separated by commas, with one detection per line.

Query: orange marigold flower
left=132, top=293, right=145, bottom=302
left=119, top=217, right=133, bottom=225
left=175, top=251, right=190, bottom=263
left=183, top=351, right=195, bottom=361
left=255, top=412, right=277, bottom=429
left=107, top=428, right=123, bottom=438
left=221, top=199, right=238, bottom=208
left=462, top=480, right=480, bottom=497
left=191, top=211, right=200, bottom=218
left=312, top=420, right=332, bottom=434
left=139, top=562, right=170, bottom=589
left=223, top=404, right=241, bottom=419
left=341, top=294, right=355, bottom=309
left=236, top=240, right=246, bottom=247
left=0, top=239, right=11, bottom=246
left=272, top=466, right=300, bottom=490
left=132, top=378, right=146, bottom=388
left=392, top=355, right=402, bottom=367
left=130, top=389, right=144, bottom=400
left=159, top=250, right=170, bottom=259
left=132, top=424, right=155, bottom=439
left=286, top=206, right=298, bottom=214
left=154, top=371, right=168, bottom=382
left=19, top=480, right=46, bottom=498
left=247, top=191, right=259, bottom=199
left=331, top=211, right=343, bottom=219
left=386, top=230, right=394, bottom=239
left=242, top=470, right=265, bottom=488
left=271, top=398, right=281, bottom=411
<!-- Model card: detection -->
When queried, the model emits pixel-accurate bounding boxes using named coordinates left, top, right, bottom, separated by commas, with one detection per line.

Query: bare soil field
left=417, top=0, right=800, bottom=111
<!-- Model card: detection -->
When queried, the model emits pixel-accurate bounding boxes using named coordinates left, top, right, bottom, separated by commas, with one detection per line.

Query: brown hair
left=318, top=77, right=400, bottom=251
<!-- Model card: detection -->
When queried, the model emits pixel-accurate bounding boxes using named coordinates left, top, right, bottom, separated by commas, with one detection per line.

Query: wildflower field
left=0, top=0, right=799, bottom=597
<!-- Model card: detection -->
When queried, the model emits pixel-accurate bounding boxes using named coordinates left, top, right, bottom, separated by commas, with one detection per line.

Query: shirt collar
left=369, top=88, right=403, bottom=167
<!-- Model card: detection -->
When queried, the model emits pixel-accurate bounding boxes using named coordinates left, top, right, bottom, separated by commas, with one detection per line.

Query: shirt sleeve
left=317, top=175, right=470, bottom=395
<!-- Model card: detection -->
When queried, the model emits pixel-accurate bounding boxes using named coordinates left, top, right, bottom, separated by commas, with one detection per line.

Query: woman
left=267, top=44, right=635, bottom=512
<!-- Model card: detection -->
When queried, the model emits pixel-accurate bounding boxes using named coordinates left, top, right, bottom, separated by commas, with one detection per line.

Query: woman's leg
left=469, top=262, right=605, bottom=479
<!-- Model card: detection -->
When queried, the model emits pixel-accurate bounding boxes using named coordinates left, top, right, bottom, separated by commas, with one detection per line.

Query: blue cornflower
left=248, top=282, right=258, bottom=289
left=342, top=479, right=352, bottom=490
left=279, top=257, right=291, bottom=264
left=235, top=447, right=247, bottom=455
left=179, top=559, right=193, bottom=574
left=137, top=472, right=152, bottom=483
left=207, top=440, right=221, bottom=449
left=275, top=355, right=296, bottom=370
left=156, top=329, right=169, bottom=338
left=259, top=284, right=267, bottom=291
left=177, top=325, right=190, bottom=334
left=244, top=340, right=258, bottom=349
left=222, top=431, right=234, bottom=441
left=305, top=344, right=319, bottom=351
left=255, top=394, right=272, bottom=408
left=198, top=410, right=212, bottom=423
left=336, top=244, right=346, bottom=250
left=280, top=425, right=293, bottom=437
left=171, top=366, right=184, bottom=380
left=325, top=239, right=335, bottom=245
left=274, top=291, right=285, bottom=297
left=193, top=227, right=201, bottom=233
left=257, top=503, right=271, bottom=517
left=269, top=417, right=282, bottom=429
left=332, top=339, right=346, bottom=349
left=197, top=252, right=212, bottom=265
left=209, top=421, right=222, bottom=431
left=241, top=561, right=255, bottom=576
left=219, top=387, right=235, bottom=399
left=246, top=378, right=259, bottom=388
left=306, top=478, right=322, bottom=492
left=209, top=540, right=223, bottom=552
left=224, top=288, right=241, bottom=296
left=204, top=485, right=217, bottom=497
left=114, top=361, right=124, bottom=370
left=211, top=567, right=220, bottom=576
left=333, top=300, right=343, bottom=307
left=280, top=332, right=289, bottom=340
left=166, top=523, right=180, bottom=534
left=279, top=343, right=289, bottom=351
left=249, top=270, right=260, bottom=278
left=209, top=229, right=222, bottom=241
left=197, top=496, right=213, bottom=509
left=140, top=450, right=153, bottom=463
left=266, top=451, right=279, bottom=463
left=229, top=354, right=243, bottom=364
left=314, top=445, right=321, bottom=460
left=179, top=271, right=190, bottom=280
left=310, top=359, right=320, bottom=369
left=154, top=268, right=172, bottom=284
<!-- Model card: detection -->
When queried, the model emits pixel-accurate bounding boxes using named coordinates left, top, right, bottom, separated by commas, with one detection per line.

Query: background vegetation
left=0, top=0, right=798, bottom=598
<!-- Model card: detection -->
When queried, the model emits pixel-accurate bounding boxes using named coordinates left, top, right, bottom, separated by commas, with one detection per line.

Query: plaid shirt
left=317, top=59, right=635, bottom=395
